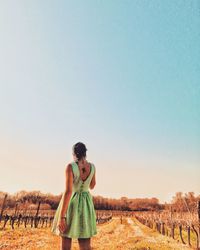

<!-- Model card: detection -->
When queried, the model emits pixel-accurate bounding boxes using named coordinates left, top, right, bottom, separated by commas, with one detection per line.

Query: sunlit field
left=0, top=216, right=193, bottom=250
left=1, top=191, right=199, bottom=250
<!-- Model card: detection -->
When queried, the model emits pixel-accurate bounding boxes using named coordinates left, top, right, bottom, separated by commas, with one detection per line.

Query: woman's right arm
left=59, top=164, right=73, bottom=218
left=90, top=165, right=96, bottom=189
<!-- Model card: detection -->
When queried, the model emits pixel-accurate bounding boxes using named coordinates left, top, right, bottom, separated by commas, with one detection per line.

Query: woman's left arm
left=59, top=164, right=73, bottom=220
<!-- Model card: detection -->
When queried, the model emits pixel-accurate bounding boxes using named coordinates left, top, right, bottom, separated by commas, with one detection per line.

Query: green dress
left=51, top=161, right=97, bottom=239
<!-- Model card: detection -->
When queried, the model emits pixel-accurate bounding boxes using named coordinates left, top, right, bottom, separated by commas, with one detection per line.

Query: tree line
left=0, top=190, right=199, bottom=212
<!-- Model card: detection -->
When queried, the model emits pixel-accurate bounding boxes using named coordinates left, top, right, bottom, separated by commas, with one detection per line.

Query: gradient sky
left=0, top=1, right=199, bottom=203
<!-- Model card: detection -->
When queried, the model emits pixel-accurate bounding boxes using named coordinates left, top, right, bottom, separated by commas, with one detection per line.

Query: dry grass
left=0, top=217, right=193, bottom=250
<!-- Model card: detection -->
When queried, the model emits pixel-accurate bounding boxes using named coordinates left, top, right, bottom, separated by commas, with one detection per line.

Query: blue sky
left=0, top=1, right=199, bottom=202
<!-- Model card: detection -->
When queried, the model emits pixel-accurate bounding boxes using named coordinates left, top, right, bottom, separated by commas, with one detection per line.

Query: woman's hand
left=58, top=218, right=67, bottom=233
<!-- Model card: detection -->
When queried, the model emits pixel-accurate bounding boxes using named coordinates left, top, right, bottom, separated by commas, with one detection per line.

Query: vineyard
left=135, top=206, right=200, bottom=249
left=0, top=210, right=112, bottom=230
left=0, top=213, right=197, bottom=250
left=0, top=192, right=200, bottom=249
left=0, top=208, right=200, bottom=249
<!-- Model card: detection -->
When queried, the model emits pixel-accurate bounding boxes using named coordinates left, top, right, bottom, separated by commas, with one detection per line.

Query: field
left=0, top=216, right=192, bottom=250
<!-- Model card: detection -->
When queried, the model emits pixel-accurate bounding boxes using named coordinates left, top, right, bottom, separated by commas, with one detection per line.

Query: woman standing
left=51, top=142, right=97, bottom=250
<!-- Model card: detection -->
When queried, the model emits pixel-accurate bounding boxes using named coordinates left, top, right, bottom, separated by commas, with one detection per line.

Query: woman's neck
left=77, top=158, right=87, bottom=166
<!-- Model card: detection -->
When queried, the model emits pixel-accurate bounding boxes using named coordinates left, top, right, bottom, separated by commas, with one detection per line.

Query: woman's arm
left=90, top=165, right=96, bottom=189
left=59, top=164, right=73, bottom=219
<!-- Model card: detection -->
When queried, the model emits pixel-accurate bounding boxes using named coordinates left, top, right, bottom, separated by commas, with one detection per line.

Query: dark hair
left=73, top=142, right=87, bottom=161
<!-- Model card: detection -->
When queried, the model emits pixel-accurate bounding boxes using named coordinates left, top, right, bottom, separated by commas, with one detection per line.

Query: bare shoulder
left=65, top=163, right=73, bottom=174
left=90, top=162, right=96, bottom=172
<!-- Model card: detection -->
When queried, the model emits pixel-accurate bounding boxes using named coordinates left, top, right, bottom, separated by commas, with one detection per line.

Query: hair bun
left=73, top=142, right=87, bottom=160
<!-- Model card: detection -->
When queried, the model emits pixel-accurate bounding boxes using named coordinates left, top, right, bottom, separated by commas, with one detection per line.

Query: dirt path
left=0, top=217, right=192, bottom=250
left=125, top=217, right=191, bottom=250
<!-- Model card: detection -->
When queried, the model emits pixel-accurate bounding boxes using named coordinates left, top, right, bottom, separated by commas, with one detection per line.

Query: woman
left=51, top=142, right=97, bottom=250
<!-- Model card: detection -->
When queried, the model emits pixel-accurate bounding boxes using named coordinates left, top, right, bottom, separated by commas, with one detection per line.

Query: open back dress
left=51, top=161, right=97, bottom=239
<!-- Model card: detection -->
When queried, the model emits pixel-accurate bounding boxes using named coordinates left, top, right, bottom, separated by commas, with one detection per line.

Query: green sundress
left=51, top=161, right=97, bottom=239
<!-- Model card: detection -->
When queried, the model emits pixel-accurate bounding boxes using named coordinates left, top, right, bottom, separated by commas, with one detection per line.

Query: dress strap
left=71, top=161, right=79, bottom=181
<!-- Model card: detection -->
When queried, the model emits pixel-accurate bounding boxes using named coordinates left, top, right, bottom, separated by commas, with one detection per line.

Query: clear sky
left=0, top=1, right=199, bottom=203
